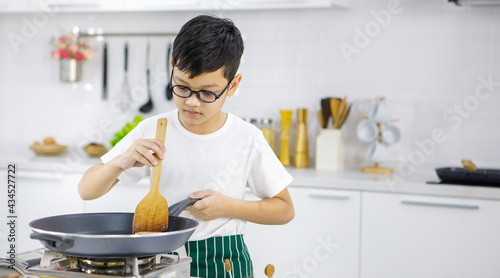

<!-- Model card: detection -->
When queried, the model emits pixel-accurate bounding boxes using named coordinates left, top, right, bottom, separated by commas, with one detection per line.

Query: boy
left=78, top=15, right=294, bottom=278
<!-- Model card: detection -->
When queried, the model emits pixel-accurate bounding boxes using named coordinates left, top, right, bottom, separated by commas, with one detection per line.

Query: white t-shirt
left=101, top=109, right=293, bottom=241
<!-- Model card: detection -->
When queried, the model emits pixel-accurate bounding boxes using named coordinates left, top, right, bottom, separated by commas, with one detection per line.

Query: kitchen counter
left=2, top=144, right=500, bottom=201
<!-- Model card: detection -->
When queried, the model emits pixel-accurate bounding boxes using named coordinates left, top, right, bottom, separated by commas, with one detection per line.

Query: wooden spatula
left=329, top=98, right=341, bottom=124
left=132, top=118, right=168, bottom=234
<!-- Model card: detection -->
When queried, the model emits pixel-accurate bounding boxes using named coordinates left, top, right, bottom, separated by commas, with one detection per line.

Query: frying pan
left=29, top=198, right=199, bottom=258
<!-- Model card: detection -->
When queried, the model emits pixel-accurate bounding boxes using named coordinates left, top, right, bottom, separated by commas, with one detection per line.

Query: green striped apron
left=185, top=234, right=253, bottom=278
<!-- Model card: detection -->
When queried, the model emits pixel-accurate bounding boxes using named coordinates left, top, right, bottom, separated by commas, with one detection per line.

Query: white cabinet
left=244, top=187, right=360, bottom=278
left=82, top=181, right=149, bottom=213
left=122, top=0, right=213, bottom=11
left=244, top=187, right=301, bottom=277
left=223, top=0, right=349, bottom=10
left=297, top=187, right=360, bottom=278
left=29, top=0, right=123, bottom=13
left=0, top=0, right=29, bottom=12
left=360, top=192, right=500, bottom=278
left=0, top=0, right=349, bottom=13
left=122, top=0, right=349, bottom=11
left=13, top=170, right=85, bottom=253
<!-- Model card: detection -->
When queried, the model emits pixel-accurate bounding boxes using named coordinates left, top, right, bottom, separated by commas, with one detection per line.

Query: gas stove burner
left=5, top=248, right=192, bottom=278
left=79, top=256, right=155, bottom=275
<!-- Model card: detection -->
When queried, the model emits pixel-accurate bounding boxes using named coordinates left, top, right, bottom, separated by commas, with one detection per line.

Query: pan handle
left=30, top=233, right=74, bottom=252
left=169, top=198, right=200, bottom=216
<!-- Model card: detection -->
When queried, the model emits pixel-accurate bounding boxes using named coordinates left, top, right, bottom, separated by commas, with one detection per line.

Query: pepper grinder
left=295, top=108, right=309, bottom=168
left=279, top=110, right=293, bottom=166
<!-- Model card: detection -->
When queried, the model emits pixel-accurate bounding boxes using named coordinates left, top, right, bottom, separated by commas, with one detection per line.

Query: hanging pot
left=60, top=59, right=82, bottom=82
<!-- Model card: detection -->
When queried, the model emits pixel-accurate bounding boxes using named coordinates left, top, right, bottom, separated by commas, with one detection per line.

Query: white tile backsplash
left=1, top=0, right=499, bottom=168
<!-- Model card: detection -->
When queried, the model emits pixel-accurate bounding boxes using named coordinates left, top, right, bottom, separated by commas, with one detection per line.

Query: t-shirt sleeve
left=100, top=121, right=149, bottom=186
left=247, top=132, right=293, bottom=199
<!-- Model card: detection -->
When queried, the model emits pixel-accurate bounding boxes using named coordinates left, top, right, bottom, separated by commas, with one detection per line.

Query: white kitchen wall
left=0, top=0, right=499, bottom=174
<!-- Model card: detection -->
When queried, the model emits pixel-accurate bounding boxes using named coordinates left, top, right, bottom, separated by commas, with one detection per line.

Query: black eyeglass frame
left=168, top=69, right=235, bottom=103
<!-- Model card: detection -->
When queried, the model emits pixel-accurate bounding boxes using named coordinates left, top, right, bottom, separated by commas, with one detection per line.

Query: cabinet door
left=16, top=171, right=85, bottom=253
left=29, top=0, right=123, bottom=13
left=244, top=187, right=301, bottom=277
left=231, top=0, right=344, bottom=10
left=0, top=0, right=29, bottom=12
left=122, top=0, right=211, bottom=11
left=297, top=187, right=360, bottom=278
left=360, top=192, right=500, bottom=278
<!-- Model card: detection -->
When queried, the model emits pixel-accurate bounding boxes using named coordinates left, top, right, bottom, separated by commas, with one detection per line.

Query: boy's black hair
left=172, top=15, right=244, bottom=81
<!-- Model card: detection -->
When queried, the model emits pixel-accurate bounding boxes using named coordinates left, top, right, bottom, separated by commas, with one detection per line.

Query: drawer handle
left=309, top=194, right=350, bottom=200
left=401, top=200, right=479, bottom=210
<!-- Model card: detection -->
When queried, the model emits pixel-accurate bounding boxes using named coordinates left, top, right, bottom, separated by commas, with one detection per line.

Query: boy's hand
left=115, top=139, right=166, bottom=170
left=186, top=190, right=230, bottom=221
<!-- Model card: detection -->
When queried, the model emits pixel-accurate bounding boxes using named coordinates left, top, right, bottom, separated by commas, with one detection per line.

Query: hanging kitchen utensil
left=29, top=198, right=199, bottom=257
left=166, top=42, right=173, bottom=100
left=102, top=42, right=108, bottom=100
left=139, top=42, right=154, bottom=113
left=132, top=118, right=169, bottom=234
left=117, top=42, right=131, bottom=112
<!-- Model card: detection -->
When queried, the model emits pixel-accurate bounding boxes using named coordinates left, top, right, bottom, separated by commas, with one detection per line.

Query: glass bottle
left=261, top=118, right=275, bottom=152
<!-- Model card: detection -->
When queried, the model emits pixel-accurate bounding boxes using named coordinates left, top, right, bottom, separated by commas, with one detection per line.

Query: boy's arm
left=77, top=161, right=123, bottom=200
left=78, top=138, right=166, bottom=200
left=186, top=188, right=295, bottom=225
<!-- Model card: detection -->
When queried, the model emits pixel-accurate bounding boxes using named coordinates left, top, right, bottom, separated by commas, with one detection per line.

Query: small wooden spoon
left=132, top=118, right=168, bottom=234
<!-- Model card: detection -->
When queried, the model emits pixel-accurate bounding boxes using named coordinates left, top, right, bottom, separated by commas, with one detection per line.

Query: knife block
left=315, top=129, right=344, bottom=171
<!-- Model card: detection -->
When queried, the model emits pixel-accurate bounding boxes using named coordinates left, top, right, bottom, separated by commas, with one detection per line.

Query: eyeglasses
left=169, top=69, right=235, bottom=103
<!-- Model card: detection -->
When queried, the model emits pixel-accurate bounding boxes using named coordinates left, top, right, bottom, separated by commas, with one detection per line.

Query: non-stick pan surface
left=29, top=199, right=199, bottom=257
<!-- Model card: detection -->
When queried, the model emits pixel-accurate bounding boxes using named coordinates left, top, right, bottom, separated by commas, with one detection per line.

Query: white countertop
left=2, top=144, right=500, bottom=201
